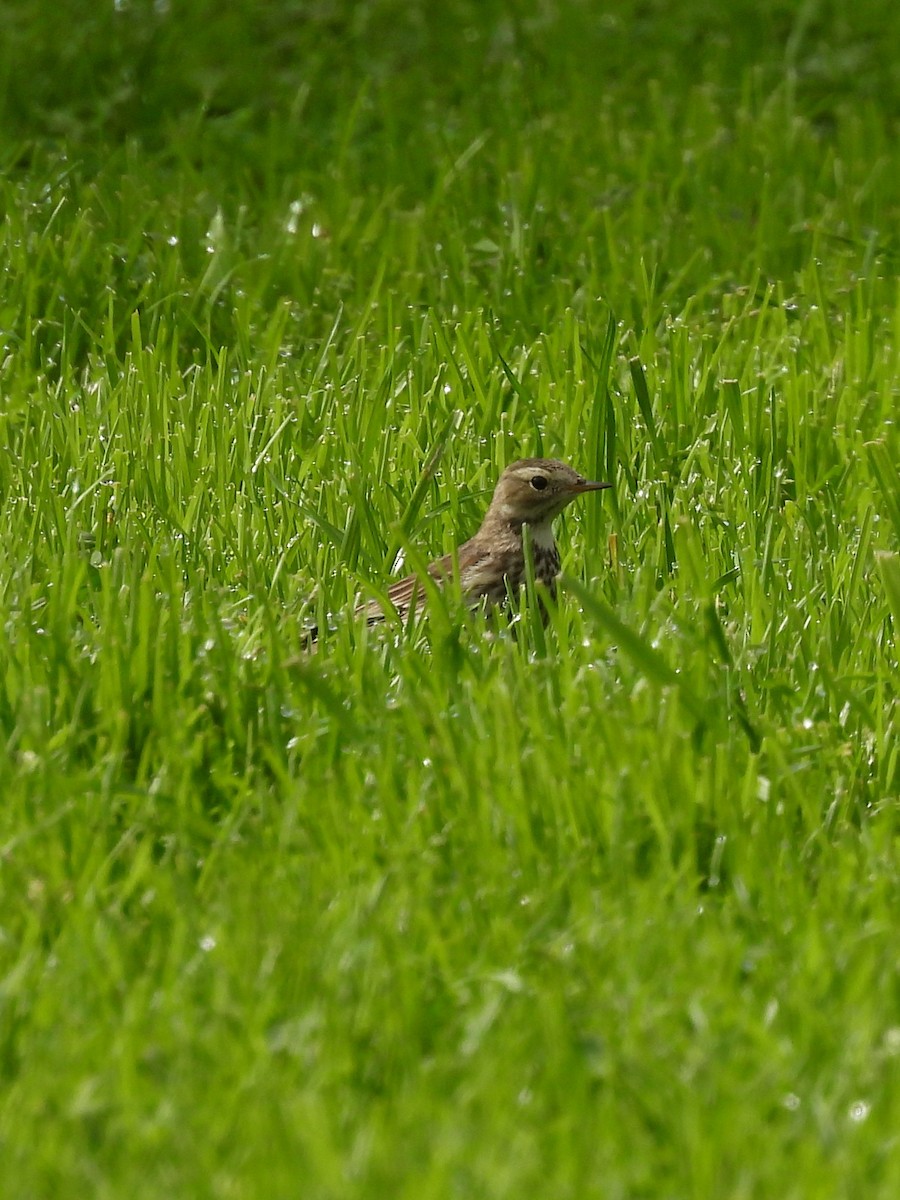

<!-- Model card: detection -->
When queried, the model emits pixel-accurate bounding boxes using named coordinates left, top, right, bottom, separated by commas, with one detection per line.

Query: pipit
left=307, top=458, right=610, bottom=642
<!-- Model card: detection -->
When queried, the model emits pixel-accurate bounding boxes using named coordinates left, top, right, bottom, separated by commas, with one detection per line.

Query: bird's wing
left=358, top=542, right=491, bottom=624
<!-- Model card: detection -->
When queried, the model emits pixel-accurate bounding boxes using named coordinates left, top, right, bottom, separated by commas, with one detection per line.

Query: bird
left=305, top=458, right=610, bottom=643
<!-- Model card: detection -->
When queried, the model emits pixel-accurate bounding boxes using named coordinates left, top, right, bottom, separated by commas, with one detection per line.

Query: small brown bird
left=308, top=458, right=610, bottom=641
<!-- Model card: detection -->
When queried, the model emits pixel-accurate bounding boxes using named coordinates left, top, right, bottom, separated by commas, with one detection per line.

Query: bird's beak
left=570, top=480, right=612, bottom=494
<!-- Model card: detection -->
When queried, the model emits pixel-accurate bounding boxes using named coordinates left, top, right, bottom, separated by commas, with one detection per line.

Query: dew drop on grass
left=285, top=201, right=302, bottom=236
left=848, top=1099, right=871, bottom=1123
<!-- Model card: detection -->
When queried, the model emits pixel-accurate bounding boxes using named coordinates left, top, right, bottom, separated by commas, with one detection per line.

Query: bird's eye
left=530, top=476, right=548, bottom=491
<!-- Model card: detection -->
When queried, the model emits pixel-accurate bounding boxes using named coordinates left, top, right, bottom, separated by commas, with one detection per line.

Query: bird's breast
left=526, top=524, right=560, bottom=582
left=531, top=544, right=561, bottom=592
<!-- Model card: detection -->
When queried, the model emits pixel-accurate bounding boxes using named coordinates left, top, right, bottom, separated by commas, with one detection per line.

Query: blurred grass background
left=0, top=2, right=898, bottom=1197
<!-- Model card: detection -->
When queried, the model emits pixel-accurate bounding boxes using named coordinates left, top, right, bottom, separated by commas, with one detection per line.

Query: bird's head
left=487, top=458, right=611, bottom=526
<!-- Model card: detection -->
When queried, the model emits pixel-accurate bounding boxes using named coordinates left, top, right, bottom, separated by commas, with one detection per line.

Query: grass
left=1, top=1, right=898, bottom=1196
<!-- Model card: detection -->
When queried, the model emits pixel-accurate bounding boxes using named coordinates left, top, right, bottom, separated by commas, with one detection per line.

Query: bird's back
left=361, top=520, right=559, bottom=624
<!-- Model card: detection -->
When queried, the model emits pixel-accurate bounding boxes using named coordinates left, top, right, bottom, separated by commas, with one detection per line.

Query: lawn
left=1, top=1, right=898, bottom=1196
